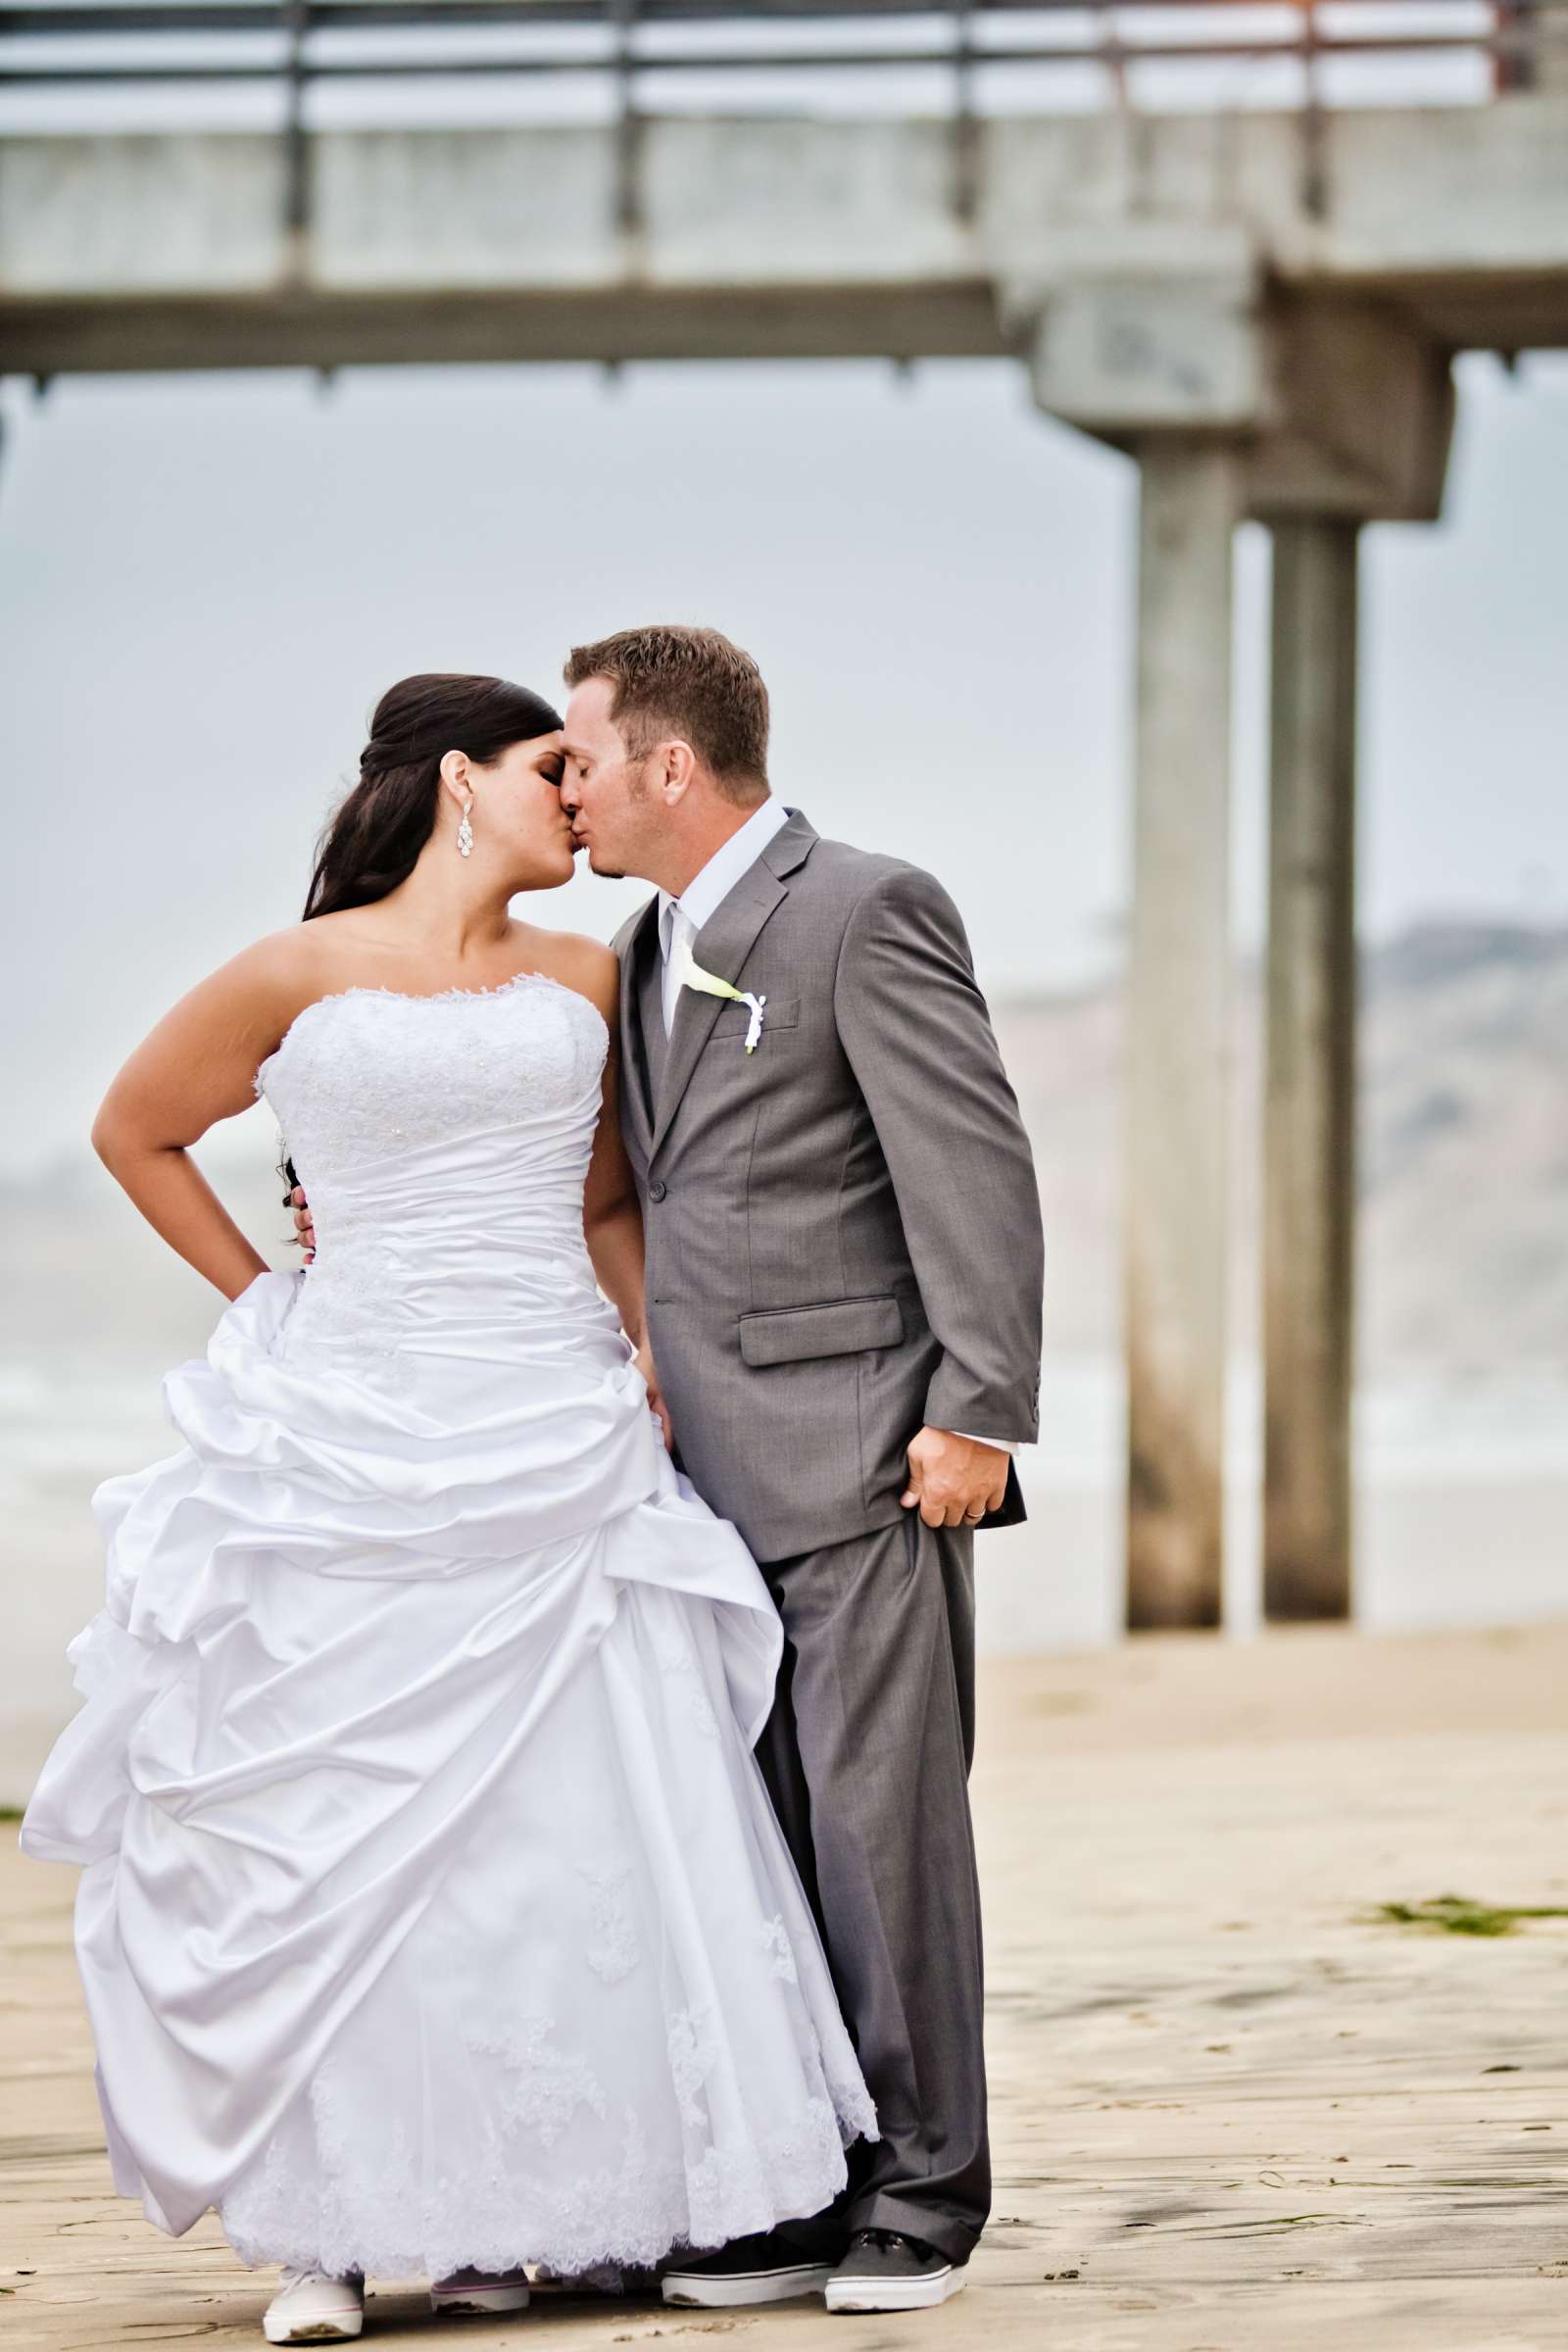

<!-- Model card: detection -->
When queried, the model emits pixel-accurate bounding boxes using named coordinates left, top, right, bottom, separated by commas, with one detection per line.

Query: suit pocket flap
left=710, top=994, right=800, bottom=1039
left=738, top=1295, right=904, bottom=1368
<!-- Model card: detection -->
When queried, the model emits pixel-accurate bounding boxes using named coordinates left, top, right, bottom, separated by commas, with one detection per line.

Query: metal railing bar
left=952, top=0, right=977, bottom=220
left=609, top=0, right=640, bottom=230
left=0, top=28, right=1550, bottom=76
left=1, top=0, right=1546, bottom=25
left=1300, top=0, right=1325, bottom=212
left=281, top=0, right=308, bottom=232
left=8, top=0, right=1142, bottom=24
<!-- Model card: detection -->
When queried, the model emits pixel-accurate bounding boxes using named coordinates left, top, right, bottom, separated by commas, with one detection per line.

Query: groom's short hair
left=564, top=625, right=769, bottom=805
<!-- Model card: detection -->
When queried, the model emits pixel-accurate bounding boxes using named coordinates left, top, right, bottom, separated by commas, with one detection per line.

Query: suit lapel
left=651, top=808, right=817, bottom=1159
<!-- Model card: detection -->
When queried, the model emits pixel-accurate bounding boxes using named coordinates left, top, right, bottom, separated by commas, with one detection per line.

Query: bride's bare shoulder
left=526, top=929, right=618, bottom=1023
left=211, top=920, right=351, bottom=1003
left=115, top=924, right=355, bottom=1100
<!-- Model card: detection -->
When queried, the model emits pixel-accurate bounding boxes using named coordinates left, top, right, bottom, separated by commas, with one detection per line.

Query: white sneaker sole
left=428, top=2283, right=531, bottom=2315
left=262, top=2306, right=364, bottom=2344
left=825, top=2263, right=967, bottom=2314
left=662, top=2264, right=834, bottom=2309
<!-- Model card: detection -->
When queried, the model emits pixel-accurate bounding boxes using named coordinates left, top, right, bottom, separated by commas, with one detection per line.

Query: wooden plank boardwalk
left=4, top=1621, right=1566, bottom=2350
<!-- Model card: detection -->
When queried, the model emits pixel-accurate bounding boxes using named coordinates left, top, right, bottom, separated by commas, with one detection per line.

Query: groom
left=559, top=626, right=1044, bottom=2315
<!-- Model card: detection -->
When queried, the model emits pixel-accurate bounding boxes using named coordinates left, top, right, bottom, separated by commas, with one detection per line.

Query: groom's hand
left=632, top=1339, right=674, bottom=1454
left=288, top=1186, right=316, bottom=1263
left=901, top=1428, right=1008, bottom=1530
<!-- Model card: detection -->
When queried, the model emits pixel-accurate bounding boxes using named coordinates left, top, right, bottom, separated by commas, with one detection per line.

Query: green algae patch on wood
left=1368, top=1893, right=1568, bottom=1937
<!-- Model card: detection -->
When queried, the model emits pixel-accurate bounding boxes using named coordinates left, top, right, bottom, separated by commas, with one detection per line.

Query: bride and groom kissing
left=22, top=625, right=1045, bottom=2336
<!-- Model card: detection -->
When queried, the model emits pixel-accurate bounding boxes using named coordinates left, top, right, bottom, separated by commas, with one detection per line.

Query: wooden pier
left=4, top=1620, right=1566, bottom=2349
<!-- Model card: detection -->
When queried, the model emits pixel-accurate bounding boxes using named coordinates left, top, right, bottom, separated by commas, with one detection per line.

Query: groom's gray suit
left=612, top=806, right=1044, bottom=2264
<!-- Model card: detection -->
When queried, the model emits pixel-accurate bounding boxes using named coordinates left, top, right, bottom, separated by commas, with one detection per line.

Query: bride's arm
left=91, top=933, right=315, bottom=1302
left=568, top=940, right=671, bottom=1448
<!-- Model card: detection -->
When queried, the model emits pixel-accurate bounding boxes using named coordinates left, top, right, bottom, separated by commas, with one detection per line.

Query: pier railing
left=3, top=2, right=1562, bottom=231
left=2, top=0, right=1562, bottom=106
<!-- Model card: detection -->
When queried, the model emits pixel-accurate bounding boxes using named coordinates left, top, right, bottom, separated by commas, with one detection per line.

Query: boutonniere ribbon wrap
left=670, top=930, right=766, bottom=1053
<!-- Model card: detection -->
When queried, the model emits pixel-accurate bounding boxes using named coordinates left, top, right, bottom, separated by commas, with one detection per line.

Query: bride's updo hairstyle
left=303, top=671, right=564, bottom=921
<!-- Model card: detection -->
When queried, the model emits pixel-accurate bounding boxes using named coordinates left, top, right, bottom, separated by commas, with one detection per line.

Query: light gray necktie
left=661, top=902, right=693, bottom=1037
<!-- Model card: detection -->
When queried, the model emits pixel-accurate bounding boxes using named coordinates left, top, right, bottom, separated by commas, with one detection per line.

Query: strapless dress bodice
left=254, top=970, right=612, bottom=1365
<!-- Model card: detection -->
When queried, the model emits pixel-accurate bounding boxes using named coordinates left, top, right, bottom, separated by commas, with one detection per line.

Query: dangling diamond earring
left=457, top=803, right=474, bottom=859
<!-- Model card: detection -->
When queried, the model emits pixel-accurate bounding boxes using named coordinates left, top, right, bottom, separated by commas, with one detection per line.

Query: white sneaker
left=262, top=2269, right=365, bottom=2344
left=429, top=2267, right=531, bottom=2315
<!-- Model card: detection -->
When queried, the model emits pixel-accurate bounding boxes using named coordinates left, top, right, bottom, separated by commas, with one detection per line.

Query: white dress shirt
left=656, top=798, right=1016, bottom=1464
left=658, top=797, right=791, bottom=1036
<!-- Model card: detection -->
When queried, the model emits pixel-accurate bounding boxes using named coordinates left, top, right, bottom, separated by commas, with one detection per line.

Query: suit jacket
left=612, top=808, right=1044, bottom=1564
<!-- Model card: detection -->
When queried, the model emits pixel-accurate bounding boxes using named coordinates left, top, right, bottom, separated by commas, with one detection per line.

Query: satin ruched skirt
left=22, top=1268, right=876, bottom=2279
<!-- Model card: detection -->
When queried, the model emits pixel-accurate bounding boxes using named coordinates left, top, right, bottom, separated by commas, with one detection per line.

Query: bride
left=21, top=673, right=876, bottom=2344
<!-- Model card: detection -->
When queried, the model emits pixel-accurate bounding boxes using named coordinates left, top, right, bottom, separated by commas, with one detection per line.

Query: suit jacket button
left=649, top=1179, right=667, bottom=1202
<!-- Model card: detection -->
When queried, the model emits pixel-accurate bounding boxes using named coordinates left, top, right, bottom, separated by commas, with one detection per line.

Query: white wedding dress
left=22, top=970, right=876, bottom=2282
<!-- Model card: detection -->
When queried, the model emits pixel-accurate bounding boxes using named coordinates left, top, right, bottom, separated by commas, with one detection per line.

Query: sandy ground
left=4, top=1621, right=1567, bottom=2350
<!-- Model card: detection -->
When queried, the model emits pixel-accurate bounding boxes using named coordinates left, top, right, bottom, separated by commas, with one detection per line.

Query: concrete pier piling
left=1263, top=518, right=1361, bottom=1624
left=1123, top=442, right=1240, bottom=1631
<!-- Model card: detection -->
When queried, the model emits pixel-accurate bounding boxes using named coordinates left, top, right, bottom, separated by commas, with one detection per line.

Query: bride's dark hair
left=303, top=671, right=564, bottom=921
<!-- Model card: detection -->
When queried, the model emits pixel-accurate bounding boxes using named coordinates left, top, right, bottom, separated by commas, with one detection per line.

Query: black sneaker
left=662, top=2230, right=834, bottom=2308
left=825, top=2229, right=968, bottom=2313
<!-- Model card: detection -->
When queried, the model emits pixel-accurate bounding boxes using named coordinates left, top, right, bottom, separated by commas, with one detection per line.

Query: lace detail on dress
left=254, top=971, right=607, bottom=1185
left=681, top=2094, right=848, bottom=2255
left=468, top=2015, right=608, bottom=2150
left=279, top=1230, right=408, bottom=1359
left=220, top=2086, right=861, bottom=2286
left=758, top=1914, right=800, bottom=1984
left=578, top=1865, right=640, bottom=1986
left=656, top=1629, right=720, bottom=1740
left=666, top=2005, right=720, bottom=2129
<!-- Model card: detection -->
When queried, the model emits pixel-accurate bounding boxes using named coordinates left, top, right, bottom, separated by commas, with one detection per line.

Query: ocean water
left=4, top=1345, right=1565, bottom=1805
left=976, top=1356, right=1568, bottom=1651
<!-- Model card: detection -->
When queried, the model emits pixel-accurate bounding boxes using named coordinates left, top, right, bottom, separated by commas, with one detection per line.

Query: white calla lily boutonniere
left=670, top=928, right=766, bottom=1053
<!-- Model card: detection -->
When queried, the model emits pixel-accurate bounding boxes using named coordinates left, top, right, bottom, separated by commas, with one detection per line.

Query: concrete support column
left=1262, top=517, right=1360, bottom=1621
left=1125, top=438, right=1242, bottom=1631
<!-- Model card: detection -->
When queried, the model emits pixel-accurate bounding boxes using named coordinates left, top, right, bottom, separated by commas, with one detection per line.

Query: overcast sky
left=2, top=347, right=1564, bottom=1176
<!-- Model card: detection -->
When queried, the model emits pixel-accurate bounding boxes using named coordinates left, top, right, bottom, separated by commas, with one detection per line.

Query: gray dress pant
left=753, top=1510, right=989, bottom=2267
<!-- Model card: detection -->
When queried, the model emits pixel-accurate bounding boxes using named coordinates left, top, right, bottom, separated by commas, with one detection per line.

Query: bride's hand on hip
left=633, top=1340, right=673, bottom=1453
left=289, top=1186, right=316, bottom=1263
